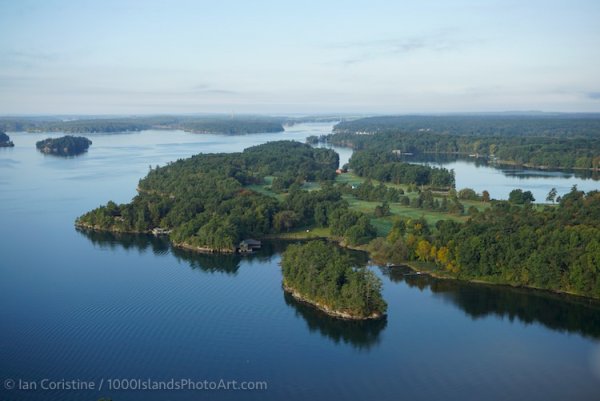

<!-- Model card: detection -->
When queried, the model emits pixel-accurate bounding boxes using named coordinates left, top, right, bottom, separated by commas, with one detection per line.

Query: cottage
left=238, top=239, right=262, bottom=253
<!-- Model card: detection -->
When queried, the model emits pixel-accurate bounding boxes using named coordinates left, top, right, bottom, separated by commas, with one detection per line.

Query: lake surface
left=409, top=155, right=600, bottom=202
left=1, top=123, right=600, bottom=401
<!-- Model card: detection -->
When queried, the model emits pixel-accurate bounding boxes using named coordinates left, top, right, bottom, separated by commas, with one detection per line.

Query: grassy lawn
left=268, top=226, right=331, bottom=239
left=248, top=172, right=493, bottom=237
left=246, top=184, right=285, bottom=200
left=461, top=199, right=492, bottom=212
left=302, top=181, right=321, bottom=191
left=345, top=196, right=468, bottom=236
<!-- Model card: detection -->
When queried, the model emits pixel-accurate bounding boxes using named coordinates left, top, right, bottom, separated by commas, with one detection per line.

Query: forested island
left=0, top=115, right=284, bottom=135
left=77, top=141, right=364, bottom=249
left=0, top=131, right=14, bottom=147
left=76, top=140, right=600, bottom=301
left=281, top=241, right=387, bottom=320
left=36, top=135, right=92, bottom=156
left=328, top=115, right=600, bottom=171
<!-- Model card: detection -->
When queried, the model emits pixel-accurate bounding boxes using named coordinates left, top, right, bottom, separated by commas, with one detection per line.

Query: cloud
left=587, top=92, right=600, bottom=100
left=189, top=84, right=237, bottom=95
left=330, top=28, right=479, bottom=65
left=1, top=50, right=64, bottom=68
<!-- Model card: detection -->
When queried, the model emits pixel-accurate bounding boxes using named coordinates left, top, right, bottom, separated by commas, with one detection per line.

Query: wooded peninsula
left=76, top=138, right=600, bottom=306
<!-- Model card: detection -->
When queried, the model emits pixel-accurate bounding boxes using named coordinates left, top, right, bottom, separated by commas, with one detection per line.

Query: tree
left=416, top=239, right=432, bottom=261
left=273, top=210, right=299, bottom=232
left=509, top=189, right=535, bottom=204
left=482, top=190, right=490, bottom=202
left=374, top=201, right=390, bottom=217
left=458, top=188, right=478, bottom=200
left=546, top=188, right=557, bottom=204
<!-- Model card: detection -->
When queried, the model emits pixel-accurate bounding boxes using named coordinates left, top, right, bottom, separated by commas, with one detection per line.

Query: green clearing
left=337, top=172, right=491, bottom=235
left=267, top=226, right=331, bottom=240
left=249, top=171, right=492, bottom=238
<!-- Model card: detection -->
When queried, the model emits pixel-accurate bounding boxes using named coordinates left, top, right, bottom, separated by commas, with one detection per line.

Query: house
left=238, top=239, right=262, bottom=253
left=151, top=227, right=171, bottom=236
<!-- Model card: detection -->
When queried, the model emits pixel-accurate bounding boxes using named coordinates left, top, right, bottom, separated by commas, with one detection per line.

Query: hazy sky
left=1, top=0, right=599, bottom=114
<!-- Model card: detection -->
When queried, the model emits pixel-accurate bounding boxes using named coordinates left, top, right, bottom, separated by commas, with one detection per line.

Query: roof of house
left=240, top=239, right=261, bottom=246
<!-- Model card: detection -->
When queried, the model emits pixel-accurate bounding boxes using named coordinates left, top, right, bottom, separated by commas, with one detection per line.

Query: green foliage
left=340, top=179, right=403, bottom=202
left=281, top=241, right=387, bottom=318
left=76, top=141, right=370, bottom=250
left=35, top=135, right=92, bottom=156
left=348, top=150, right=455, bottom=187
left=458, top=188, right=479, bottom=200
left=374, top=201, right=390, bottom=218
left=437, top=189, right=600, bottom=298
left=0, top=115, right=285, bottom=134
left=329, top=209, right=377, bottom=245
left=508, top=189, right=535, bottom=204
left=328, top=115, right=600, bottom=170
left=375, top=188, right=600, bottom=299
left=0, top=131, right=14, bottom=147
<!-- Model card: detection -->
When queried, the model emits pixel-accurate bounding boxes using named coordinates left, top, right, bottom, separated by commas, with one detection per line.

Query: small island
left=0, top=131, right=14, bottom=147
left=36, top=135, right=92, bottom=156
left=281, top=241, right=387, bottom=320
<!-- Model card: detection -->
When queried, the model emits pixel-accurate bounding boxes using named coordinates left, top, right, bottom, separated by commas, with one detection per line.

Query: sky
left=1, top=0, right=599, bottom=115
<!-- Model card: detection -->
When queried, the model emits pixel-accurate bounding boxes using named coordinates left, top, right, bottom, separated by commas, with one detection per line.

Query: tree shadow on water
left=283, top=291, right=387, bottom=350
left=381, top=265, right=600, bottom=339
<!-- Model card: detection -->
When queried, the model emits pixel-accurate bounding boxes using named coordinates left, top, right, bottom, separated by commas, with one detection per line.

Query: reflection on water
left=76, top=228, right=171, bottom=255
left=77, top=228, right=288, bottom=275
left=77, top=230, right=387, bottom=348
left=382, top=266, right=600, bottom=339
left=6, top=122, right=599, bottom=400
left=78, top=229, right=600, bottom=343
left=77, top=229, right=600, bottom=347
left=404, top=154, right=600, bottom=180
left=283, top=291, right=387, bottom=350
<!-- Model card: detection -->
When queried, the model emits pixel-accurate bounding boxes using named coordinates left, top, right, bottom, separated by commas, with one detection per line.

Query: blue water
left=1, top=123, right=600, bottom=401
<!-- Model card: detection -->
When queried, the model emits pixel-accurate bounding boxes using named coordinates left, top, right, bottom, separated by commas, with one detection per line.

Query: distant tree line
left=0, top=115, right=285, bottom=135
left=328, top=115, right=600, bottom=170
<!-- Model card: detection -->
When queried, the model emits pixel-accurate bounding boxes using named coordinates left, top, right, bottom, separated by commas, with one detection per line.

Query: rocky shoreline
left=282, top=283, right=386, bottom=321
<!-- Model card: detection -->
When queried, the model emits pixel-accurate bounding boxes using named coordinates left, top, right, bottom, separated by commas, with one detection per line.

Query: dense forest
left=0, top=131, right=14, bottom=147
left=334, top=114, right=600, bottom=137
left=36, top=135, right=92, bottom=156
left=77, top=139, right=600, bottom=300
left=281, top=241, right=387, bottom=319
left=348, top=150, right=455, bottom=187
left=328, top=115, right=600, bottom=170
left=369, top=187, right=600, bottom=299
left=76, top=141, right=380, bottom=251
left=0, top=115, right=285, bottom=135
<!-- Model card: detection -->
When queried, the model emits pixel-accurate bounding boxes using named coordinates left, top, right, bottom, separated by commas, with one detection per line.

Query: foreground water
left=1, top=123, right=600, bottom=401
